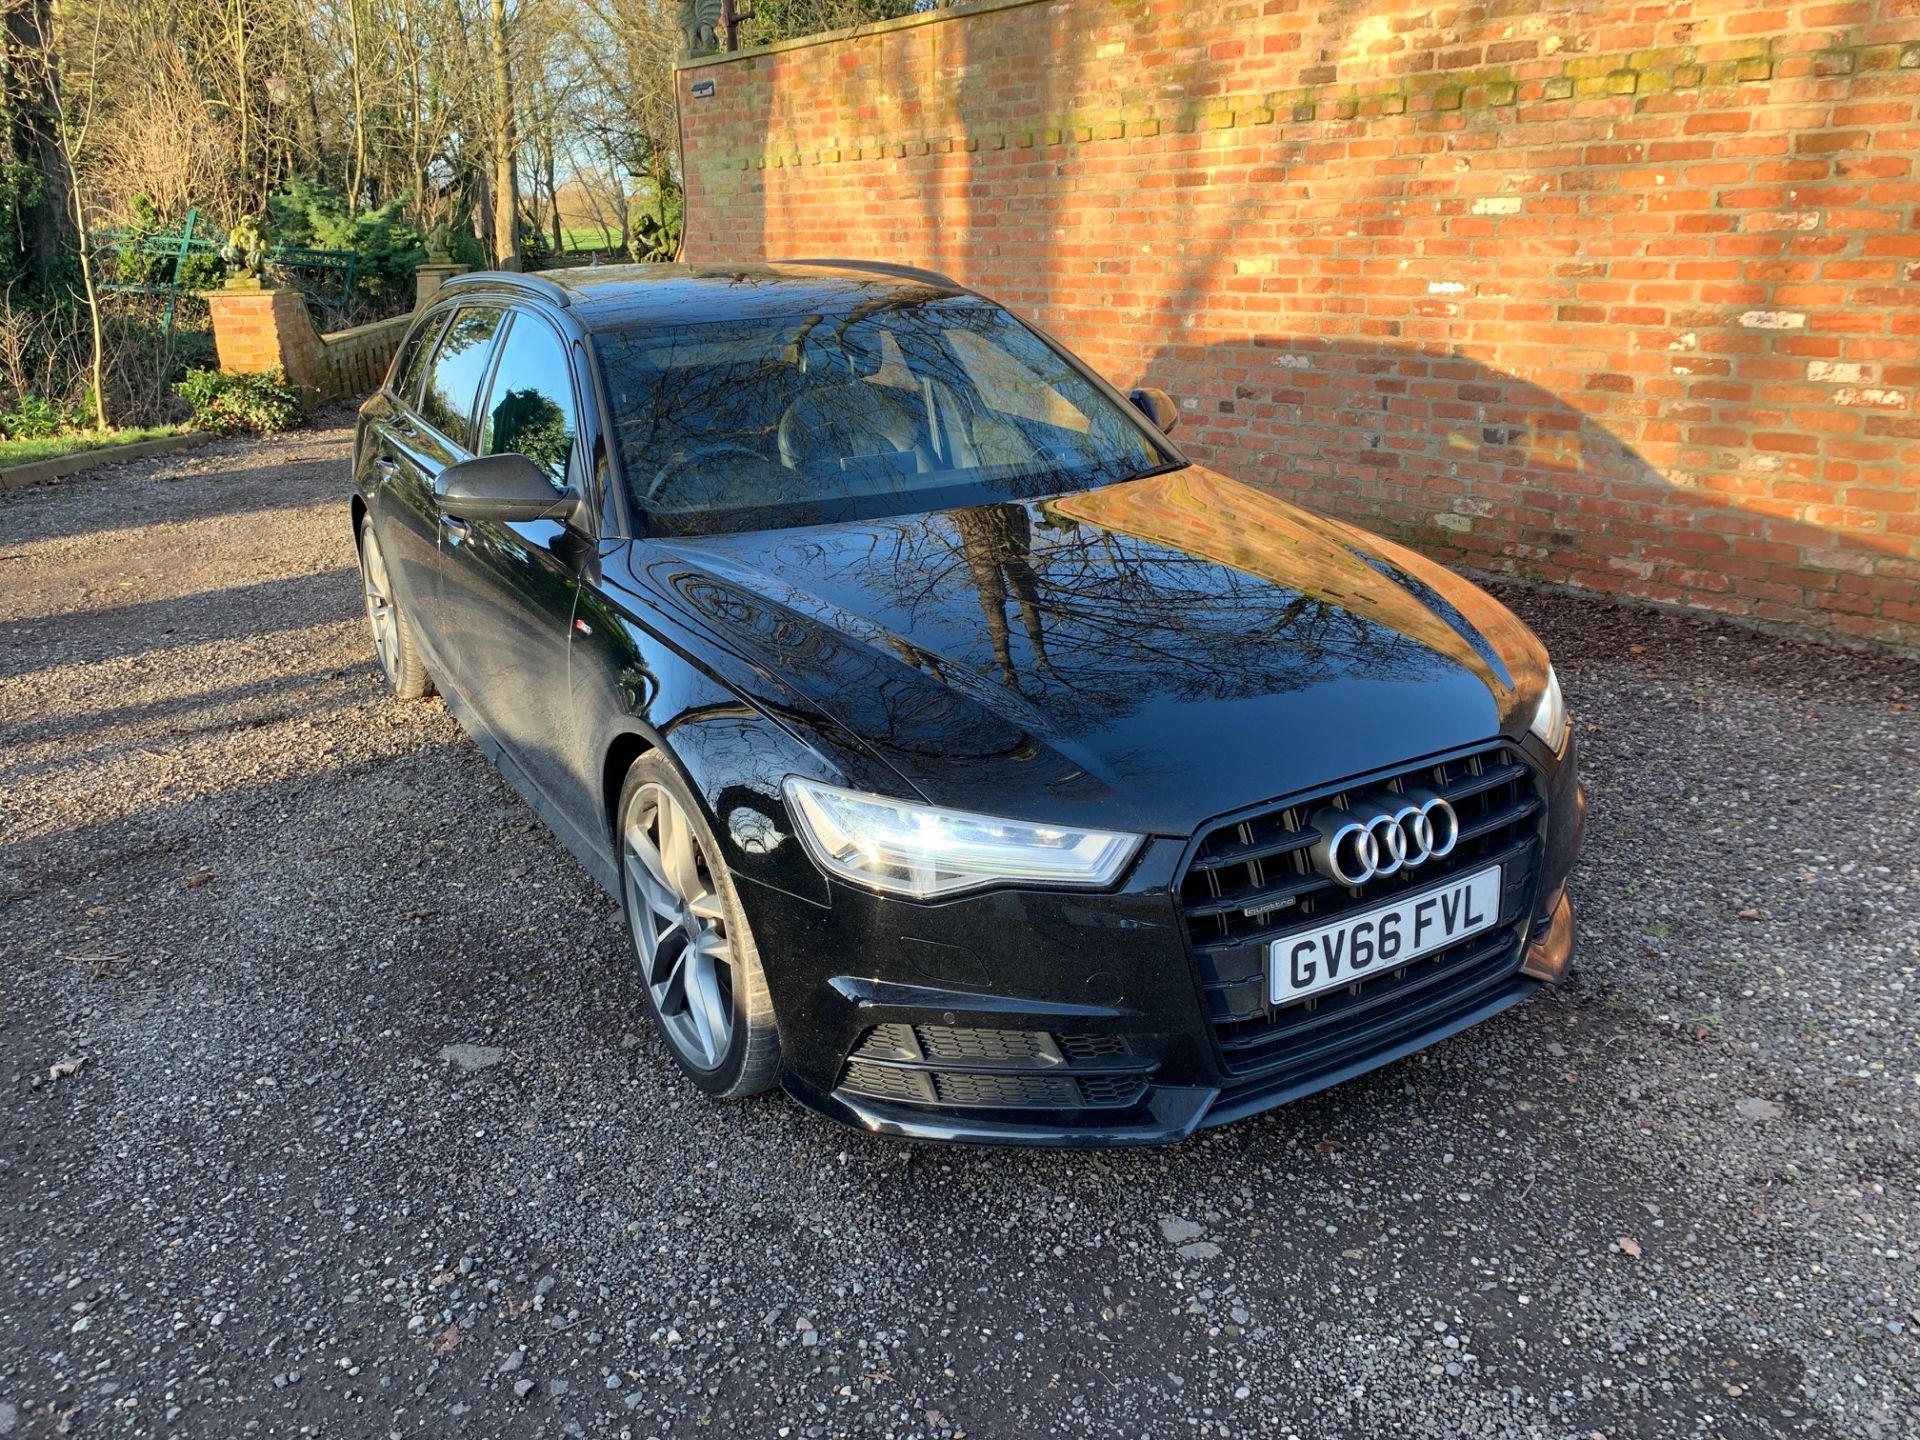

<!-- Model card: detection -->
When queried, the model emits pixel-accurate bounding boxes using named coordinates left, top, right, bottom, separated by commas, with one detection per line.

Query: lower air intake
left=837, top=1024, right=1150, bottom=1111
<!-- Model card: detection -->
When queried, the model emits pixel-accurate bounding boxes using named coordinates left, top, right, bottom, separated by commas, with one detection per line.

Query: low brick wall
left=205, top=287, right=411, bottom=407
left=677, top=0, right=1920, bottom=647
left=317, top=315, right=413, bottom=400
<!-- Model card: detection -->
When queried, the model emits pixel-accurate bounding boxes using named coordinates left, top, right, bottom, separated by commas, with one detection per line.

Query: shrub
left=520, top=227, right=555, bottom=268
left=0, top=392, right=69, bottom=439
left=0, top=389, right=99, bottom=439
left=0, top=285, right=207, bottom=430
left=269, top=177, right=425, bottom=315
left=176, top=252, right=226, bottom=290
left=175, top=367, right=305, bottom=434
left=112, top=194, right=172, bottom=287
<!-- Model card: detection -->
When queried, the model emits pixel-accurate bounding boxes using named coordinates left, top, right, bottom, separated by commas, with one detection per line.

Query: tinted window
left=392, top=312, right=447, bottom=405
left=419, top=306, right=504, bottom=444
left=596, top=294, right=1173, bottom=536
left=480, top=314, right=579, bottom=491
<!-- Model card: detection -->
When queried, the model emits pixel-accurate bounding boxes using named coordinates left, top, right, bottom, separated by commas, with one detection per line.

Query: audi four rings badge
left=1307, top=790, right=1461, bottom=886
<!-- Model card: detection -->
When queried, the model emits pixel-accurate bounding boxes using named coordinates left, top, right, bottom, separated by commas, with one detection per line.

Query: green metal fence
left=88, top=208, right=359, bottom=336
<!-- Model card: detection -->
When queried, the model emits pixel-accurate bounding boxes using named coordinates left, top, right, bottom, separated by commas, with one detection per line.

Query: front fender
left=570, top=558, right=909, bottom=910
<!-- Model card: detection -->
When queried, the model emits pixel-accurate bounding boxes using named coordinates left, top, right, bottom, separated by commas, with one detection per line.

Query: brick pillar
left=414, top=261, right=469, bottom=309
left=203, top=285, right=328, bottom=405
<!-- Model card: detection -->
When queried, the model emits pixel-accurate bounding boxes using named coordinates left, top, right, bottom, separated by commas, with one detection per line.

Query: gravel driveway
left=2, top=418, right=1917, bottom=1440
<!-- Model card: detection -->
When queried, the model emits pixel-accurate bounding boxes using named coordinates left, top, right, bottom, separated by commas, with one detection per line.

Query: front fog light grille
left=837, top=1024, right=1151, bottom=1111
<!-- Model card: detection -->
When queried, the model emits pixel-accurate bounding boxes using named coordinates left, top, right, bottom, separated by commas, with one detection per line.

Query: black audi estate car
left=351, top=261, right=1584, bottom=1146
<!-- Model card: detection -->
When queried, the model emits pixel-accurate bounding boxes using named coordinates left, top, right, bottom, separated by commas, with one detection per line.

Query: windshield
left=594, top=294, right=1177, bottom=535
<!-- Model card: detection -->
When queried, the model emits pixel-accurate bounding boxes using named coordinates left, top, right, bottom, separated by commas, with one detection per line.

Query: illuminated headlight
left=1528, top=664, right=1570, bottom=753
left=781, top=777, right=1142, bottom=900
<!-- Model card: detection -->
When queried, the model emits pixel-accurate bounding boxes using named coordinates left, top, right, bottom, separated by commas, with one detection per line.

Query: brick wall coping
left=322, top=314, right=415, bottom=346
left=676, top=0, right=1044, bottom=71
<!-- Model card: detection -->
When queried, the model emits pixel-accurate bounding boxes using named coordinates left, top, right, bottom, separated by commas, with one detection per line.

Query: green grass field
left=0, top=426, right=184, bottom=470
left=558, top=225, right=622, bottom=252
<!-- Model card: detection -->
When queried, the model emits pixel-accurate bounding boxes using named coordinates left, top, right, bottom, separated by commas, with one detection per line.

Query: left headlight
left=1528, top=664, right=1570, bottom=753
left=781, top=777, right=1143, bottom=900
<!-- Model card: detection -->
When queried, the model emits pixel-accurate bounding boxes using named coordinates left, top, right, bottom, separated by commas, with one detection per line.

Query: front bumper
left=740, top=738, right=1584, bottom=1148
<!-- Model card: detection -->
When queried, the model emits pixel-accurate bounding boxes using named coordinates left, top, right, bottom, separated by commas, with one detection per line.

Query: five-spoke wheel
left=356, top=522, right=433, bottom=699
left=617, top=756, right=780, bottom=1095
left=624, top=782, right=738, bottom=1071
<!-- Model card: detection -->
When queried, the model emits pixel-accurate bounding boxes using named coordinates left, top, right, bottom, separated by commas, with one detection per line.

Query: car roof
left=436, top=261, right=978, bottom=329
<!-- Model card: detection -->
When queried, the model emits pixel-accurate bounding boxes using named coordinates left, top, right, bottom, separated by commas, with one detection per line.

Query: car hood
left=640, top=466, right=1549, bottom=835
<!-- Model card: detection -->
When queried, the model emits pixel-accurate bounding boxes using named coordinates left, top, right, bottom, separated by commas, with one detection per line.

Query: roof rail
left=773, top=258, right=966, bottom=291
left=440, top=269, right=573, bottom=308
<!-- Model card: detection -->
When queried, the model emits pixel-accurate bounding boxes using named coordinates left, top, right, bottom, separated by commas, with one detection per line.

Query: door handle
left=441, top=515, right=471, bottom=543
left=375, top=455, right=398, bottom=475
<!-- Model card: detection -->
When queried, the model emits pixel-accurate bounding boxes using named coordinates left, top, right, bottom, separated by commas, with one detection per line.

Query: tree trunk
left=69, top=168, right=110, bottom=432
left=229, top=0, right=251, bottom=205
left=347, top=0, right=368, bottom=209
left=3, top=0, right=75, bottom=289
left=544, top=140, right=561, bottom=253
left=39, top=0, right=109, bottom=429
left=488, top=0, right=519, bottom=270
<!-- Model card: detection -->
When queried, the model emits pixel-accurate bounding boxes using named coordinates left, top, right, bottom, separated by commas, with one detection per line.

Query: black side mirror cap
left=434, top=453, right=574, bottom=524
left=1129, top=386, right=1178, bottom=434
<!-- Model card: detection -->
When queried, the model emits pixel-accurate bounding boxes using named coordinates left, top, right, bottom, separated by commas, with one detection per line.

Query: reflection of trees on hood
left=751, top=495, right=1466, bottom=734
left=953, top=504, right=1049, bottom=688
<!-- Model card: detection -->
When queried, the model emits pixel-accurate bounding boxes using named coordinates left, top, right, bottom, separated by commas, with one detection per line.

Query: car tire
left=616, top=752, right=781, bottom=1098
left=357, top=521, right=434, bottom=700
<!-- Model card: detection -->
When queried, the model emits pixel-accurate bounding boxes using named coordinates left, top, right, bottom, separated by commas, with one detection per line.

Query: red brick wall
left=676, top=0, right=1920, bottom=646
left=206, top=288, right=411, bottom=405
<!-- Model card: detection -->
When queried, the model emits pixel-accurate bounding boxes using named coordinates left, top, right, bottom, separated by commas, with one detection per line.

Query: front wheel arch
left=601, top=729, right=657, bottom=850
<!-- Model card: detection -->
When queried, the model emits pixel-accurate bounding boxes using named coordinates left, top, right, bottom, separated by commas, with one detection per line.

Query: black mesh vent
left=1077, top=1074, right=1150, bottom=1107
left=1179, top=743, right=1545, bottom=1081
left=837, top=1026, right=1150, bottom=1112
left=841, top=1061, right=932, bottom=1104
left=932, top=1072, right=1080, bottom=1108
left=1056, top=1033, right=1130, bottom=1062
left=916, top=1026, right=1055, bottom=1062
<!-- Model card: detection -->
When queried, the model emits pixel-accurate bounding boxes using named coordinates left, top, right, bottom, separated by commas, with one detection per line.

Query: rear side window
left=391, top=312, right=447, bottom=405
left=480, top=314, right=579, bottom=492
left=419, top=306, right=504, bottom=445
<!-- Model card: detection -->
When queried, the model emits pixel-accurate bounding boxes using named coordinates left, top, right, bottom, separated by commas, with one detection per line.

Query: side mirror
left=1129, top=386, right=1179, bottom=434
left=434, top=453, right=573, bottom=524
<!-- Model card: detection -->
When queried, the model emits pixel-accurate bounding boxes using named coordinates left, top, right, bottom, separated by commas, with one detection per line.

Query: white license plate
left=1268, top=864, right=1503, bottom=1006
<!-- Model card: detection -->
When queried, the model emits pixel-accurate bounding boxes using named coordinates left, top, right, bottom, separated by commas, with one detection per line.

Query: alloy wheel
left=360, top=529, right=400, bottom=683
left=623, top=783, right=736, bottom=1071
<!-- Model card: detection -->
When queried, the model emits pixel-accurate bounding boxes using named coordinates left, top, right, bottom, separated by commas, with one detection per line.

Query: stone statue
left=679, top=0, right=724, bottom=54
left=425, top=219, right=454, bottom=264
left=221, top=215, right=270, bottom=286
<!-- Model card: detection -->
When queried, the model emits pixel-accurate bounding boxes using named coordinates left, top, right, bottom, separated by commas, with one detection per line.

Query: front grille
left=1178, top=742, right=1544, bottom=1082
left=837, top=1024, right=1152, bottom=1111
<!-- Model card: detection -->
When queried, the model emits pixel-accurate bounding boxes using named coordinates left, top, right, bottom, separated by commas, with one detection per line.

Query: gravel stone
left=2, top=418, right=1917, bottom=1437
left=438, top=1043, right=506, bottom=1071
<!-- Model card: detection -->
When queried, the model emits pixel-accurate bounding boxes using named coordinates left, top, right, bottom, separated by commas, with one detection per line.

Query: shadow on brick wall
left=697, top=0, right=1917, bottom=645
left=1132, top=333, right=1913, bottom=642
